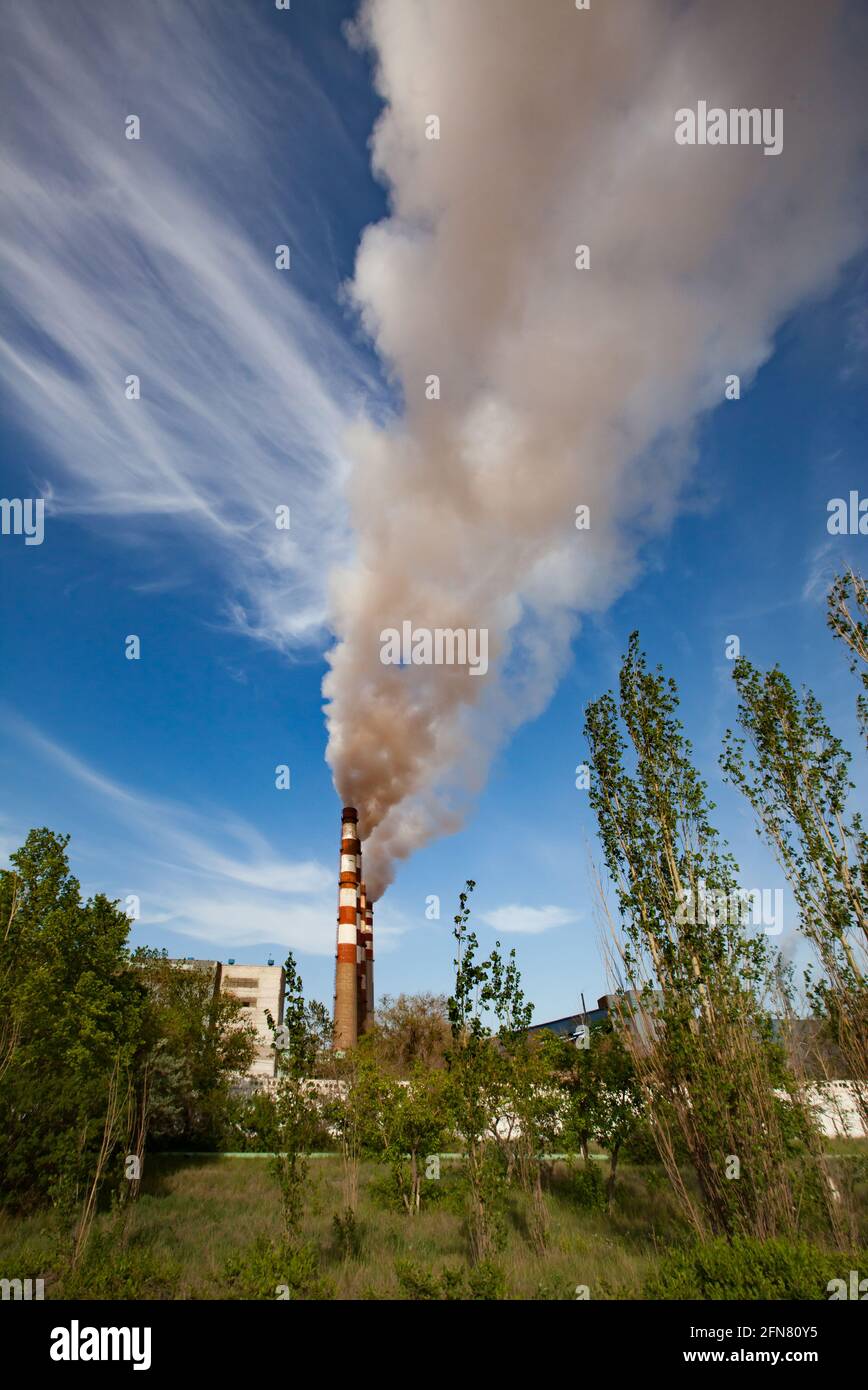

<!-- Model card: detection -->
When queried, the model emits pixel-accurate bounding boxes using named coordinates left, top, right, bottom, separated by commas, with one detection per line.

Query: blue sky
left=1, top=0, right=867, bottom=1022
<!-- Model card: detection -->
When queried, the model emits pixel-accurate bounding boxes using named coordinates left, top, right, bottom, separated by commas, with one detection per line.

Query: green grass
left=0, top=1156, right=686, bottom=1299
left=823, top=1136, right=868, bottom=1158
left=0, top=1152, right=863, bottom=1300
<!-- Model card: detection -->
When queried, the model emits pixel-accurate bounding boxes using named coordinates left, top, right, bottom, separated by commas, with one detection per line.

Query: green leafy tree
left=371, top=1062, right=451, bottom=1215
left=498, top=1030, right=560, bottom=1254
left=543, top=1017, right=642, bottom=1211
left=319, top=1046, right=386, bottom=1258
left=132, top=949, right=257, bottom=1149
left=263, top=953, right=330, bottom=1245
left=446, top=881, right=533, bottom=1263
left=827, top=568, right=868, bottom=748
left=369, top=992, right=451, bottom=1074
left=590, top=1018, right=644, bottom=1210
left=542, top=1029, right=600, bottom=1164
left=585, top=635, right=805, bottom=1240
left=0, top=829, right=147, bottom=1214
left=722, top=651, right=868, bottom=1130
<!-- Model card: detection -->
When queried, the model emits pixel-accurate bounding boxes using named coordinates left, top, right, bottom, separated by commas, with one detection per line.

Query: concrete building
left=168, top=958, right=286, bottom=1080
left=220, top=962, right=286, bottom=1079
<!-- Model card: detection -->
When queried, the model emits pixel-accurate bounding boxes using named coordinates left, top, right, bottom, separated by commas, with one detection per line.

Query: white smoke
left=324, top=0, right=868, bottom=898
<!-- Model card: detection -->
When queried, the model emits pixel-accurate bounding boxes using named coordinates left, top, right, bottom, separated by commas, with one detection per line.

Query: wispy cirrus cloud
left=6, top=714, right=339, bottom=956
left=0, top=0, right=383, bottom=648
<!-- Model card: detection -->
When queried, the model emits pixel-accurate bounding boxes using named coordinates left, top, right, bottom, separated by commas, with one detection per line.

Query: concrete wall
left=237, top=1077, right=866, bottom=1142
left=788, top=1082, right=866, bottom=1139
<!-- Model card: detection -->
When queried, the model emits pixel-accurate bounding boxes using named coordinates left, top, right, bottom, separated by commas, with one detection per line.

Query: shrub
left=394, top=1258, right=507, bottom=1300
left=644, top=1236, right=868, bottom=1301
left=571, top=1161, right=607, bottom=1212
left=366, top=1169, right=406, bottom=1213
left=58, top=1233, right=181, bottom=1300
left=332, top=1208, right=363, bottom=1260
left=367, top=1166, right=460, bottom=1214
left=223, top=1235, right=333, bottom=1300
left=620, top=1122, right=661, bottom=1166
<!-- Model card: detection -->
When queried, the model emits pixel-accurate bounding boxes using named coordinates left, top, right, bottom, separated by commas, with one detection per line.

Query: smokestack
left=364, top=896, right=375, bottom=1032
left=357, top=879, right=367, bottom=1037
left=334, top=805, right=360, bottom=1049
left=356, top=882, right=375, bottom=1033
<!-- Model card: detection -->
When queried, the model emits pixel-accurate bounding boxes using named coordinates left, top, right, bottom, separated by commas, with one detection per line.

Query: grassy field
left=0, top=1155, right=688, bottom=1300
left=2, top=1146, right=866, bottom=1300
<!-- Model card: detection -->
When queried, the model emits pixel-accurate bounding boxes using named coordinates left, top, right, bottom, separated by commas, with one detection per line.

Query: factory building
left=527, top=991, right=662, bottom=1046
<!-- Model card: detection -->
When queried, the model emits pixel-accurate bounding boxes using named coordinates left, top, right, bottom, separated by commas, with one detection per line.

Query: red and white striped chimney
left=364, top=896, right=375, bottom=1031
left=334, top=806, right=360, bottom=1049
left=357, top=879, right=368, bottom=1036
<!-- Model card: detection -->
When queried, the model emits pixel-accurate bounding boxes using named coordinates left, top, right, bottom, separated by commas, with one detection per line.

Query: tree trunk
left=606, top=1142, right=620, bottom=1212
left=410, top=1152, right=420, bottom=1214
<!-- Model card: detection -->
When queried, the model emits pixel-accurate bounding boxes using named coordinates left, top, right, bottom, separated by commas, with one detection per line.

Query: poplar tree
left=722, top=647, right=867, bottom=1129
left=264, top=954, right=331, bottom=1244
left=827, top=568, right=868, bottom=749
left=584, top=634, right=803, bottom=1240
left=446, top=881, right=532, bottom=1263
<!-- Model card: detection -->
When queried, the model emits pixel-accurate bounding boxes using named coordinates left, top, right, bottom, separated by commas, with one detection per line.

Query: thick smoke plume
left=324, top=0, right=867, bottom=899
